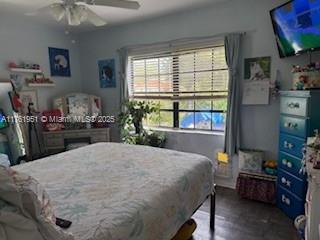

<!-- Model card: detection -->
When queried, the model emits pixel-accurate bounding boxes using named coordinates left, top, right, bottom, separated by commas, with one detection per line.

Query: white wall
left=0, top=13, right=83, bottom=111
left=77, top=0, right=318, bottom=187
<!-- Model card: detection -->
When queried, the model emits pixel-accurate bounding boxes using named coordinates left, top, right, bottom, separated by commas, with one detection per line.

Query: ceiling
left=0, top=0, right=228, bottom=32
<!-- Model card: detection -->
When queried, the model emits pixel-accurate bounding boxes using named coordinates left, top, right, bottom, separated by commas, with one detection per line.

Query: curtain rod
left=117, top=29, right=255, bottom=52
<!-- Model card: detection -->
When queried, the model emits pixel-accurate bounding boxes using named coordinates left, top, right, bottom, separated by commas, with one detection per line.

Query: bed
left=14, top=142, right=215, bottom=240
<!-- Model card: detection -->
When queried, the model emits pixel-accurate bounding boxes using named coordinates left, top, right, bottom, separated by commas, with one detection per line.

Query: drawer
left=45, top=137, right=64, bottom=147
left=43, top=133, right=62, bottom=139
left=278, top=168, right=307, bottom=199
left=279, top=134, right=305, bottom=158
left=280, top=115, right=308, bottom=138
left=277, top=186, right=305, bottom=219
left=280, top=97, right=308, bottom=117
left=278, top=151, right=303, bottom=177
left=91, top=137, right=108, bottom=143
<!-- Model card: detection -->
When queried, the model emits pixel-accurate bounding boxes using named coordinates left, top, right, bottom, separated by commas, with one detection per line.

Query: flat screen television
left=0, top=110, right=8, bottom=129
left=270, top=0, right=320, bottom=58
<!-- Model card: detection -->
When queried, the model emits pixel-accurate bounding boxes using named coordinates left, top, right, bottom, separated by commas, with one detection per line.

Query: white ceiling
left=0, top=0, right=228, bottom=32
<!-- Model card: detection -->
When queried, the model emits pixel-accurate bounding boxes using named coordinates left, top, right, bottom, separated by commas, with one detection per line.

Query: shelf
left=10, top=68, right=42, bottom=74
left=0, top=79, right=11, bottom=83
left=27, top=83, right=55, bottom=87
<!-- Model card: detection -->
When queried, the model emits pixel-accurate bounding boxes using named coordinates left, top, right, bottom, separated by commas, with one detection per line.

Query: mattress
left=14, top=143, right=213, bottom=240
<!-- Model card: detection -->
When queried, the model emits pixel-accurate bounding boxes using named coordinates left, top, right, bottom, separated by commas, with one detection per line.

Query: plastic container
left=0, top=134, right=12, bottom=163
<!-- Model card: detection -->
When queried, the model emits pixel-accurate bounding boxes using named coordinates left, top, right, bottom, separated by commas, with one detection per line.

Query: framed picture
left=49, top=47, right=71, bottom=77
left=98, top=59, right=116, bottom=88
left=19, top=90, right=38, bottom=115
left=244, top=56, right=271, bottom=81
left=242, top=56, right=271, bottom=105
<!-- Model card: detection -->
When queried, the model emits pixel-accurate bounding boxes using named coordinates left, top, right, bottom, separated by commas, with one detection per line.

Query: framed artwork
left=49, top=47, right=71, bottom=77
left=244, top=56, right=271, bottom=81
left=243, top=56, right=271, bottom=105
left=98, top=59, right=116, bottom=88
left=19, top=90, right=38, bottom=115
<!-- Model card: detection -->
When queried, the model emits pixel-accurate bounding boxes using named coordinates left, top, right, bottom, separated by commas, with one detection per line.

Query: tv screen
left=0, top=110, right=8, bottom=129
left=270, top=0, right=320, bottom=58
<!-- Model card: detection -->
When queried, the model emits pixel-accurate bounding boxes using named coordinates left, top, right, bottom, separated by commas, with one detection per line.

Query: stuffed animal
left=263, top=160, right=277, bottom=176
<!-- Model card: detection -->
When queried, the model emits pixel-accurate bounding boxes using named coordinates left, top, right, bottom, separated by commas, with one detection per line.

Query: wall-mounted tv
left=270, top=0, right=320, bottom=58
left=0, top=110, right=8, bottom=129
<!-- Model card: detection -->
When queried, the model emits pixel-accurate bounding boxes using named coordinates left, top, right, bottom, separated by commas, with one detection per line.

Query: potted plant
left=118, top=100, right=166, bottom=147
left=119, top=100, right=158, bottom=134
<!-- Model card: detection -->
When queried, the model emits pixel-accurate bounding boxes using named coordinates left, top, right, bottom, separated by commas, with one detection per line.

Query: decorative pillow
left=238, top=149, right=264, bottom=173
left=0, top=199, right=44, bottom=240
left=0, top=166, right=74, bottom=240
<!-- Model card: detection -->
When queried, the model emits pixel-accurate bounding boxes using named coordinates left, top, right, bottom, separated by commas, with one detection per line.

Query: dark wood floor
left=191, top=187, right=300, bottom=240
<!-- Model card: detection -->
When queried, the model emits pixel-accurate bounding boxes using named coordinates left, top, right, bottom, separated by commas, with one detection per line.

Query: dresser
left=42, top=128, right=110, bottom=153
left=277, top=91, right=320, bottom=220
left=305, top=162, right=320, bottom=240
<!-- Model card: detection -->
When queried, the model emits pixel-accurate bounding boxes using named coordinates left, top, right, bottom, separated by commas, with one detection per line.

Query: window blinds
left=129, top=45, right=229, bottom=101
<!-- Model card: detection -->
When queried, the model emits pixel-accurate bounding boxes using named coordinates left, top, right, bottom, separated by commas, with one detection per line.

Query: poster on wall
left=242, top=56, right=271, bottom=105
left=49, top=47, right=71, bottom=77
left=98, top=59, right=116, bottom=88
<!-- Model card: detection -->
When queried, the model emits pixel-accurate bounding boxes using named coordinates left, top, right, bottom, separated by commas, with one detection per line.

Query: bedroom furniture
left=14, top=143, right=215, bottom=240
left=277, top=90, right=320, bottom=219
left=42, top=128, right=110, bottom=153
left=305, top=161, right=320, bottom=240
left=236, top=171, right=276, bottom=204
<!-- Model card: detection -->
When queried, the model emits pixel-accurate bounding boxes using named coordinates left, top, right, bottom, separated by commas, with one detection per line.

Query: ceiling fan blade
left=87, top=0, right=140, bottom=10
left=25, top=5, right=53, bottom=16
left=25, top=3, right=65, bottom=22
left=86, top=8, right=107, bottom=26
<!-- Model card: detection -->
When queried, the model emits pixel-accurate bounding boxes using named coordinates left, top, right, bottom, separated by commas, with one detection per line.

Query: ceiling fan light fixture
left=74, top=5, right=88, bottom=22
left=66, top=6, right=81, bottom=26
left=50, top=4, right=65, bottom=22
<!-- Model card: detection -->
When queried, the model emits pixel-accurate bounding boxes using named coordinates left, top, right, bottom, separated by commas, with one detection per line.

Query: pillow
left=0, top=166, right=74, bottom=240
left=238, top=149, right=264, bottom=173
left=0, top=199, right=44, bottom=240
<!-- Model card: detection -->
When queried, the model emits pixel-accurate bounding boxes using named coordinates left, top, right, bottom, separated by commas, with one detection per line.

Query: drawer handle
left=282, top=159, right=293, bottom=168
left=281, top=177, right=291, bottom=187
left=287, top=102, right=300, bottom=109
left=284, top=141, right=294, bottom=149
left=284, top=122, right=298, bottom=129
left=282, top=194, right=291, bottom=206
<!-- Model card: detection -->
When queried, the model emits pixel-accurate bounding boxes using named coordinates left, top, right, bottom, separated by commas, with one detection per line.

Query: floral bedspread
left=14, top=143, right=213, bottom=240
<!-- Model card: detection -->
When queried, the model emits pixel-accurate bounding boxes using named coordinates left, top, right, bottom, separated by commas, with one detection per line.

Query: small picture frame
left=49, top=47, right=71, bottom=77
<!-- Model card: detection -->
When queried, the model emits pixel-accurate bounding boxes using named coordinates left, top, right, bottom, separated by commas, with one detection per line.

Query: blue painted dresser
left=277, top=91, right=320, bottom=219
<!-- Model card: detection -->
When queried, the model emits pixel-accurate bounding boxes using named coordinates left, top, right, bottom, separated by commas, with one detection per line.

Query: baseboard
left=215, top=178, right=236, bottom=189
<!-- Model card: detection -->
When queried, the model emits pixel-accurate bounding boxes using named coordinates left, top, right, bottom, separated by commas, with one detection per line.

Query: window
left=128, top=45, right=229, bottom=131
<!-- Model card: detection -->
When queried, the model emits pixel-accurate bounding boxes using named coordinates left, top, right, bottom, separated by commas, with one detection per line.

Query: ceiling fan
left=26, top=0, right=140, bottom=27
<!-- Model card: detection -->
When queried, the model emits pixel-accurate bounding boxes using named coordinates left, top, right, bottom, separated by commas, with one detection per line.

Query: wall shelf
left=9, top=68, right=42, bottom=74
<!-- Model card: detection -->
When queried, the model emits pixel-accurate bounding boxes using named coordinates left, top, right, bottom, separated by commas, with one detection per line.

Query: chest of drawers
left=42, top=128, right=110, bottom=154
left=277, top=91, right=320, bottom=220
